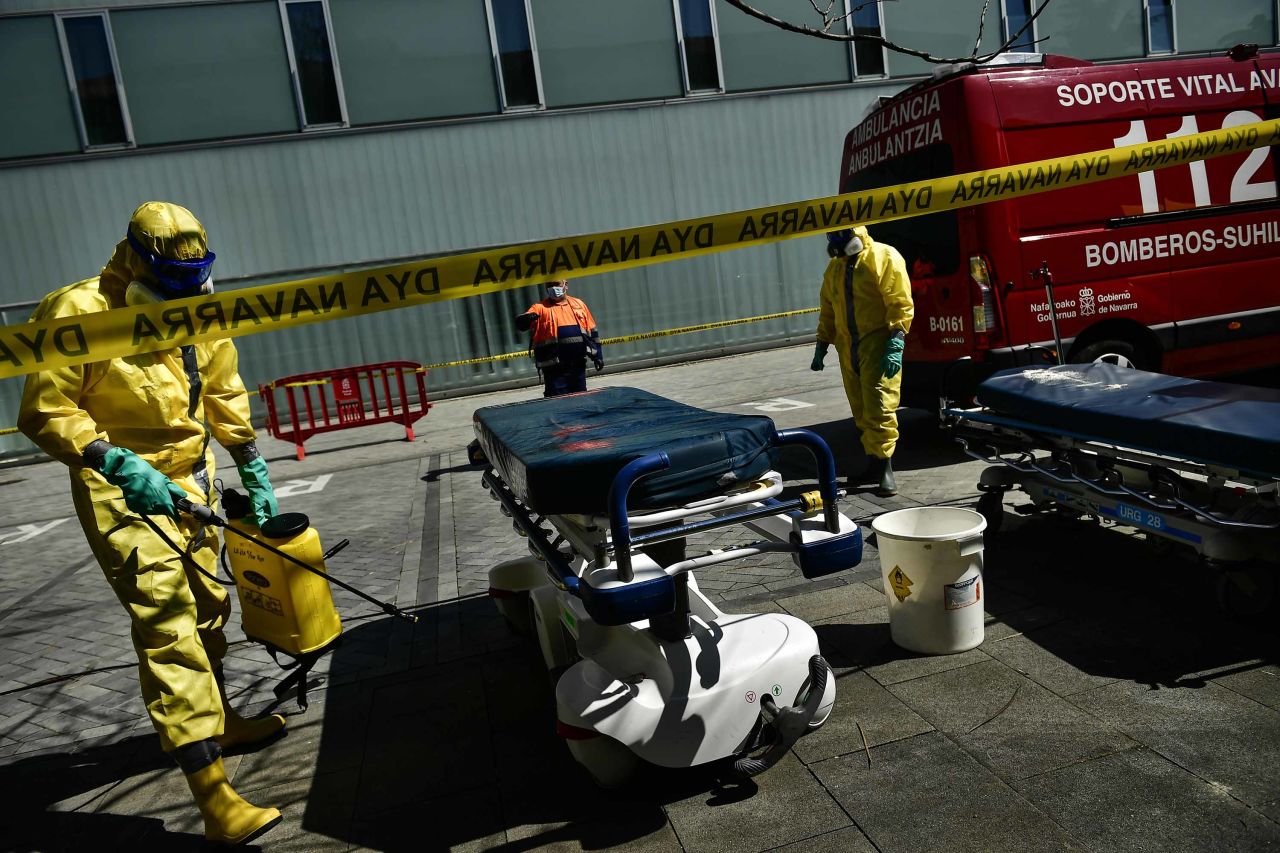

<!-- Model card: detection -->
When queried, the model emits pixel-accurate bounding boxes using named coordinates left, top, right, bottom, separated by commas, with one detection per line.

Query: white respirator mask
left=125, top=280, right=163, bottom=306
left=844, top=236, right=864, bottom=257
left=548, top=285, right=567, bottom=300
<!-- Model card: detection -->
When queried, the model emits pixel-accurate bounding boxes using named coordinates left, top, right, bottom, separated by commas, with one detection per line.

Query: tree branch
left=972, top=0, right=993, bottom=58
left=719, top=0, right=1055, bottom=64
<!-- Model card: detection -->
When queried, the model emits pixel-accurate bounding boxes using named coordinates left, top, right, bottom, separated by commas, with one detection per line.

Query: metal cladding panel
left=0, top=84, right=903, bottom=455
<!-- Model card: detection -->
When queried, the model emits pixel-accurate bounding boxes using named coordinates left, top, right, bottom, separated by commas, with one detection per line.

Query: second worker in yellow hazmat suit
left=18, top=202, right=285, bottom=846
left=811, top=227, right=914, bottom=497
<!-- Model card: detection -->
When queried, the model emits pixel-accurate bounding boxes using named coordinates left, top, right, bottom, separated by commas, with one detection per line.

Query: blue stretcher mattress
left=976, top=364, right=1280, bottom=479
left=473, top=387, right=777, bottom=514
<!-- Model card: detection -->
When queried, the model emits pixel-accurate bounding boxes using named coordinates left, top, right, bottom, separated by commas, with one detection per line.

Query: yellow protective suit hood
left=100, top=201, right=210, bottom=307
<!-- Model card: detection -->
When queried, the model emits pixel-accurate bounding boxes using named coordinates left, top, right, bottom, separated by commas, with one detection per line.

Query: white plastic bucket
left=872, top=507, right=987, bottom=655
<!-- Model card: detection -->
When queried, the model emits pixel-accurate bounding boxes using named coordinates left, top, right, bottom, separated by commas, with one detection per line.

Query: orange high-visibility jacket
left=526, top=295, right=600, bottom=369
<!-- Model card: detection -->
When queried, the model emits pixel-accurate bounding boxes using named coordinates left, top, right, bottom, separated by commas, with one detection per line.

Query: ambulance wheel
left=1073, top=339, right=1146, bottom=371
left=566, top=733, right=640, bottom=788
left=977, top=492, right=1005, bottom=535
left=1215, top=564, right=1276, bottom=617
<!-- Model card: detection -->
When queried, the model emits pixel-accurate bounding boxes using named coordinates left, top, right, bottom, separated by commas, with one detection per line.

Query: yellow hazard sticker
left=889, top=565, right=914, bottom=602
left=3, top=118, right=1277, bottom=379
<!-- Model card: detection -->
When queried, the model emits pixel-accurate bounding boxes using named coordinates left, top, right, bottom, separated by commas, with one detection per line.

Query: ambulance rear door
left=840, top=78, right=978, bottom=363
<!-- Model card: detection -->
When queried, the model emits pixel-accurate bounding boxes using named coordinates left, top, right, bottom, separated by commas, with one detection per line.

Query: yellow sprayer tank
left=227, top=512, right=342, bottom=656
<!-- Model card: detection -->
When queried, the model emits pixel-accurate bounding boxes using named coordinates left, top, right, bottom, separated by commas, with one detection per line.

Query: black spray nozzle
left=175, top=497, right=220, bottom=526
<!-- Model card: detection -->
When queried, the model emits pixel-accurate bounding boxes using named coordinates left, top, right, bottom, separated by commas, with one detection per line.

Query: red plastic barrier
left=260, top=361, right=431, bottom=460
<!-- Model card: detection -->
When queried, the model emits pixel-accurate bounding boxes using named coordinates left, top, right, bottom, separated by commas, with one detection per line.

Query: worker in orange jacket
left=516, top=279, right=603, bottom=397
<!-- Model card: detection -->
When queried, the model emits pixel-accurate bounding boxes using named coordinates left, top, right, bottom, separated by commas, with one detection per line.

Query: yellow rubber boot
left=215, top=678, right=286, bottom=750
left=185, top=758, right=282, bottom=845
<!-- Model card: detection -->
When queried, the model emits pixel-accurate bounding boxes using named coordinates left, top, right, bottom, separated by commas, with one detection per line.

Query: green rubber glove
left=237, top=456, right=280, bottom=527
left=882, top=333, right=905, bottom=379
left=99, top=446, right=187, bottom=518
left=811, top=341, right=830, bottom=372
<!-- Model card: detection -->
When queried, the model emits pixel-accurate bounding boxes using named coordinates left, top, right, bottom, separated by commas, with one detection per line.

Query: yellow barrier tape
left=1, top=307, right=815, bottom=435
left=2, top=119, right=1277, bottom=380
left=268, top=379, right=330, bottom=390
left=418, top=306, right=820, bottom=370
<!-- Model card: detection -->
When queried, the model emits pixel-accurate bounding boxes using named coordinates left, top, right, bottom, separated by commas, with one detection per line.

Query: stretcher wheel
left=566, top=733, right=641, bottom=788
left=496, top=590, right=535, bottom=637
left=1215, top=564, right=1276, bottom=617
left=801, top=661, right=836, bottom=730
left=977, top=492, right=1005, bottom=534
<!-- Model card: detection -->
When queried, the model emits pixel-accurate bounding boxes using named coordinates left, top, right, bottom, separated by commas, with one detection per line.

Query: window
left=1002, top=0, right=1036, bottom=52
left=56, top=12, right=132, bottom=149
left=531, top=0, right=681, bottom=107
left=0, top=16, right=81, bottom=159
left=1145, top=0, right=1175, bottom=53
left=717, top=0, right=851, bottom=91
left=846, top=144, right=961, bottom=277
left=485, top=0, right=544, bottom=110
left=280, top=0, right=346, bottom=127
left=675, top=0, right=723, bottom=93
left=847, top=0, right=886, bottom=77
left=1174, top=0, right=1272, bottom=54
left=327, top=0, right=498, bottom=124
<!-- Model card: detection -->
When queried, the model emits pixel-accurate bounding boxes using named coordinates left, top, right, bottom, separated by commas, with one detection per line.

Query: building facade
left=1, top=0, right=1276, bottom=453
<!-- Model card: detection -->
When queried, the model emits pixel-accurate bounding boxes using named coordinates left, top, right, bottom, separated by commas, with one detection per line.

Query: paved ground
left=1, top=345, right=1278, bottom=852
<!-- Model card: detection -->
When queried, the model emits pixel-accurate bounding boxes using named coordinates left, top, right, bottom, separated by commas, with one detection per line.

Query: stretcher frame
left=943, top=402, right=1279, bottom=607
left=483, top=427, right=863, bottom=783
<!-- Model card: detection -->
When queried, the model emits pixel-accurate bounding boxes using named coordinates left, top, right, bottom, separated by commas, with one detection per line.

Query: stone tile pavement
left=1, top=345, right=1277, bottom=851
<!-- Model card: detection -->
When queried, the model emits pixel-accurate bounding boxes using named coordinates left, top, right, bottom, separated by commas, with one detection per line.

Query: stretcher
left=943, top=363, right=1279, bottom=610
left=475, top=387, right=863, bottom=785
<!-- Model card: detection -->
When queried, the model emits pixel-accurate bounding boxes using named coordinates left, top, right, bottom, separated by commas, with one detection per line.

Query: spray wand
left=176, top=497, right=418, bottom=624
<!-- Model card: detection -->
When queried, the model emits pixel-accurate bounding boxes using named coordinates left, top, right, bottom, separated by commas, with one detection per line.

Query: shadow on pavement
left=423, top=461, right=484, bottom=483
left=295, top=598, right=768, bottom=850
left=262, top=433, right=417, bottom=465
left=987, top=512, right=1278, bottom=685
left=817, top=506, right=1278, bottom=693
left=0, top=735, right=219, bottom=853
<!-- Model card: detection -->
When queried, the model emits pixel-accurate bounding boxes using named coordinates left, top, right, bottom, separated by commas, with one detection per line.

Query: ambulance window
left=1001, top=0, right=1035, bottom=52
left=1145, top=0, right=1175, bottom=54
left=845, top=143, right=960, bottom=276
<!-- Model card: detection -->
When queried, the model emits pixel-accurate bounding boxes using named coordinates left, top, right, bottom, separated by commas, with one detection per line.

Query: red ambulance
left=840, top=47, right=1280, bottom=401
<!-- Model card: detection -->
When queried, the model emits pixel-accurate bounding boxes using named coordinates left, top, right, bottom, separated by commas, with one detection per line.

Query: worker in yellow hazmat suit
left=18, top=202, right=284, bottom=846
left=811, top=227, right=914, bottom=497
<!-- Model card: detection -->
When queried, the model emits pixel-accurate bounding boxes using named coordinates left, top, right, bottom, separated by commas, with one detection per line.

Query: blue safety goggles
left=126, top=230, right=216, bottom=297
left=826, top=229, right=853, bottom=249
